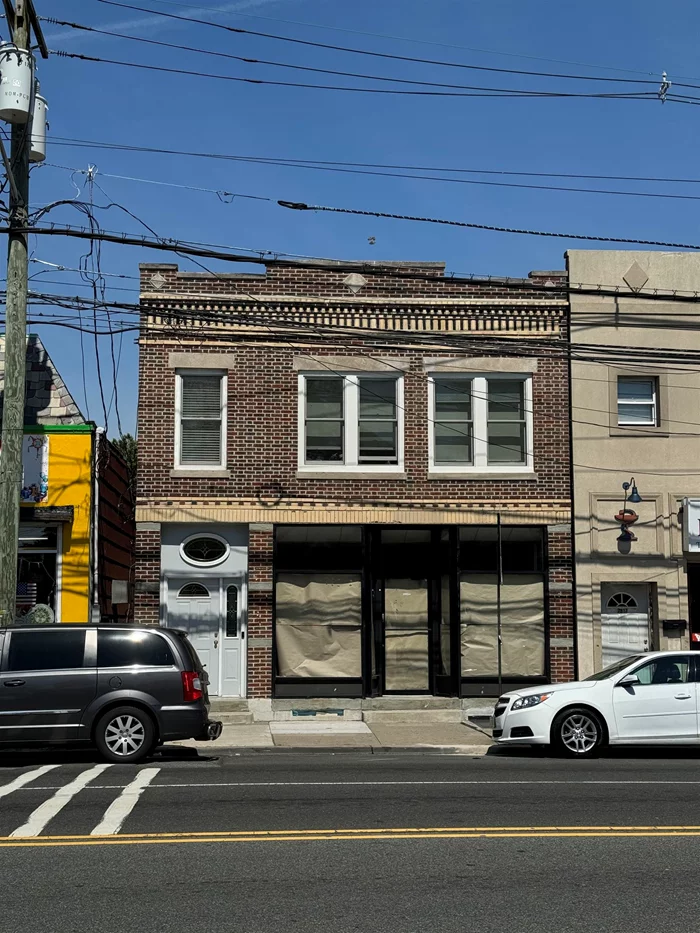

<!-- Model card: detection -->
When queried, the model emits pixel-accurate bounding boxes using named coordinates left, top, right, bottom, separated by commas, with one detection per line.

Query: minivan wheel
left=552, top=707, right=605, bottom=759
left=95, top=706, right=155, bottom=764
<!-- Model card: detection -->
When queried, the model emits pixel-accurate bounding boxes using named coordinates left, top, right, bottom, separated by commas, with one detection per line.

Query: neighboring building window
left=617, top=377, right=657, bottom=426
left=181, top=535, right=229, bottom=567
left=7, top=631, right=86, bottom=671
left=97, top=631, right=175, bottom=667
left=176, top=371, right=226, bottom=467
left=429, top=375, right=532, bottom=472
left=178, top=583, right=211, bottom=598
left=299, top=374, right=402, bottom=470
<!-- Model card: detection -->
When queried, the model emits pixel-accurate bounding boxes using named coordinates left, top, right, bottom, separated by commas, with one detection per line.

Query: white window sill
left=297, top=469, right=406, bottom=479
left=170, top=468, right=231, bottom=478
left=427, top=470, right=538, bottom=480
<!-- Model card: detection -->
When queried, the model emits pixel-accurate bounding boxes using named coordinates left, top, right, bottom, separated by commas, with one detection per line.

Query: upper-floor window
left=428, top=374, right=533, bottom=472
left=298, top=374, right=403, bottom=471
left=175, top=370, right=226, bottom=468
left=617, top=376, right=657, bottom=427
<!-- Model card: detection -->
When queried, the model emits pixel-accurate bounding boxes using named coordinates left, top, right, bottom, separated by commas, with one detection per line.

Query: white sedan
left=493, top=650, right=700, bottom=757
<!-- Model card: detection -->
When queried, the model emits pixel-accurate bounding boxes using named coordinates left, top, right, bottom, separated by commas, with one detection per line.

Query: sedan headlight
left=511, top=692, right=553, bottom=711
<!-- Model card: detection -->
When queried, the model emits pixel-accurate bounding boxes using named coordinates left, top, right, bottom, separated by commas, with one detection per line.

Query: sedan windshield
left=584, top=655, right=644, bottom=681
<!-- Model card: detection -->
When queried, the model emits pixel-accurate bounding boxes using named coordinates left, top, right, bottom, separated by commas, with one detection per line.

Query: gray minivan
left=0, top=623, right=222, bottom=762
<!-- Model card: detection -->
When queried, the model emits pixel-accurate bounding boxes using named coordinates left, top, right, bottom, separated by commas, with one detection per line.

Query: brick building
left=135, top=260, right=574, bottom=718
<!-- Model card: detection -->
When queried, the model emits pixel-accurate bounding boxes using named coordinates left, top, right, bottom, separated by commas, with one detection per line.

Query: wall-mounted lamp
left=617, top=478, right=643, bottom=543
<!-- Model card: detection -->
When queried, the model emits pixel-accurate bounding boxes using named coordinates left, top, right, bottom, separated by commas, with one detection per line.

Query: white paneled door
left=601, top=584, right=650, bottom=667
left=166, top=576, right=246, bottom=697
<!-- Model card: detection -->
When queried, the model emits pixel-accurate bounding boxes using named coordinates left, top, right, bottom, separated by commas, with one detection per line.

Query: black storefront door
left=364, top=527, right=459, bottom=696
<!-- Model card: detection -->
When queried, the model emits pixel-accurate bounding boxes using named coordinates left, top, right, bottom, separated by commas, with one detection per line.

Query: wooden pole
left=0, top=0, right=31, bottom=624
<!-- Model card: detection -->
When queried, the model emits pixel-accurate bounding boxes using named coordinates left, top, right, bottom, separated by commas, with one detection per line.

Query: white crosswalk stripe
left=91, top=767, right=160, bottom=836
left=0, top=765, right=60, bottom=798
left=10, top=765, right=111, bottom=838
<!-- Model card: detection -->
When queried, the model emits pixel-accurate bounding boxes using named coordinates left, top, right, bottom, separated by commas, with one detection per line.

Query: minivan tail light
left=182, top=671, right=203, bottom=702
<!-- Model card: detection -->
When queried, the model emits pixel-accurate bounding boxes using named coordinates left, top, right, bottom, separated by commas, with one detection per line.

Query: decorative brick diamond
left=343, top=273, right=367, bottom=294
left=149, top=272, right=166, bottom=290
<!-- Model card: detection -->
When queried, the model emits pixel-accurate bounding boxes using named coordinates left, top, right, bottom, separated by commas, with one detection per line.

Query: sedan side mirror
left=617, top=674, right=640, bottom=687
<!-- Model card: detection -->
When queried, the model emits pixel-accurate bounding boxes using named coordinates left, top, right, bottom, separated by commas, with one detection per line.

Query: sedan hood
left=504, top=680, right=598, bottom=699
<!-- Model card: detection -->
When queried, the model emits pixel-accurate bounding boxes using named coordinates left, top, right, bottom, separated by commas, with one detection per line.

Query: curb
left=169, top=743, right=492, bottom=757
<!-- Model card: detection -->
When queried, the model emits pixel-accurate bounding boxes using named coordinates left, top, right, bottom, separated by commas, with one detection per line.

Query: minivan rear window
left=98, top=631, right=175, bottom=668
left=7, top=630, right=86, bottom=671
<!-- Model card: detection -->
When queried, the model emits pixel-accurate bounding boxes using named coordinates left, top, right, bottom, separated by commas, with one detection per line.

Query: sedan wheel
left=95, top=705, right=155, bottom=764
left=553, top=707, right=605, bottom=758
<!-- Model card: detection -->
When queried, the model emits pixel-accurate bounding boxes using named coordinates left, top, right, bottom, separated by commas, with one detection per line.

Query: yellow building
left=18, top=425, right=94, bottom=622
left=1, top=335, right=134, bottom=624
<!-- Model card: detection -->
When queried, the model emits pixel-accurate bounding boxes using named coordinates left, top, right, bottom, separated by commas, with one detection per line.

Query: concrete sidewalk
left=175, top=720, right=493, bottom=755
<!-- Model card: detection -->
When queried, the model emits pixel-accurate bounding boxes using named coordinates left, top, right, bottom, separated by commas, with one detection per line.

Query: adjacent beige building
left=568, top=250, right=700, bottom=677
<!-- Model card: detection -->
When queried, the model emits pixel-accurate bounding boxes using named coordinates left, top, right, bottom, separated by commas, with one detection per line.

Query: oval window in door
left=226, top=585, right=238, bottom=637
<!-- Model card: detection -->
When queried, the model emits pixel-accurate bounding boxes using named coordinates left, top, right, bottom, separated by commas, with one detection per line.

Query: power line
left=52, top=49, right=660, bottom=100
left=89, top=0, right=669, bottom=90
left=42, top=158, right=700, bottom=206
left=45, top=135, right=700, bottom=187
left=143, top=0, right=671, bottom=81
left=48, top=15, right=662, bottom=92
left=14, top=221, right=700, bottom=302
left=43, top=164, right=271, bottom=203
left=279, top=200, right=700, bottom=251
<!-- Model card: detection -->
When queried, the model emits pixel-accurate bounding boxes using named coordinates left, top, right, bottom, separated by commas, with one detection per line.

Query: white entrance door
left=166, top=577, right=245, bottom=698
left=221, top=577, right=245, bottom=698
left=601, top=584, right=650, bottom=667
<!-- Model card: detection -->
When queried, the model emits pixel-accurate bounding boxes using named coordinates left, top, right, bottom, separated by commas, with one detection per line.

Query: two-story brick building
left=135, top=260, right=574, bottom=718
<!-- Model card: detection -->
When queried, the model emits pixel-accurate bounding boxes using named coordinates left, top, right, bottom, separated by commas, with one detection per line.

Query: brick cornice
left=136, top=498, right=571, bottom=525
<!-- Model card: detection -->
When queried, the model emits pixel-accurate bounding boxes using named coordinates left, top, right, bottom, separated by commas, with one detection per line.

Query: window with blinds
left=177, top=372, right=225, bottom=467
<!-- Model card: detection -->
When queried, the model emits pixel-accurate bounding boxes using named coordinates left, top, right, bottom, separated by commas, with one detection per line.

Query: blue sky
left=19, top=0, right=700, bottom=435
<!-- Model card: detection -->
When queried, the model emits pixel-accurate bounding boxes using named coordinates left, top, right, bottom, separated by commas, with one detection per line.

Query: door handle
left=4, top=680, right=25, bottom=687
left=675, top=693, right=692, bottom=700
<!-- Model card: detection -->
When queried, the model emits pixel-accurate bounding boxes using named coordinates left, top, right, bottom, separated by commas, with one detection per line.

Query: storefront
left=273, top=524, right=549, bottom=698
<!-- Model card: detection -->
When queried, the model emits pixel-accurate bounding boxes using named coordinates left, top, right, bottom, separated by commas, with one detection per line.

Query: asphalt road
left=2, top=745, right=700, bottom=932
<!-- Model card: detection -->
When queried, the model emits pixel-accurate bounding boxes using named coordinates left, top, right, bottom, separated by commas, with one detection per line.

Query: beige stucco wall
left=568, top=251, right=700, bottom=677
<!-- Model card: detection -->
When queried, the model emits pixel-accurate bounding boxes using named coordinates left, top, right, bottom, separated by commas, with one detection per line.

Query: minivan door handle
left=4, top=680, right=25, bottom=687
left=675, top=693, right=692, bottom=700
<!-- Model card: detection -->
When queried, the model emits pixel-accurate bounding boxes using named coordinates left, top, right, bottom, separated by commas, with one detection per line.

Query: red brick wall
left=136, top=342, right=570, bottom=504
left=547, top=529, right=575, bottom=682
left=134, top=525, right=160, bottom=625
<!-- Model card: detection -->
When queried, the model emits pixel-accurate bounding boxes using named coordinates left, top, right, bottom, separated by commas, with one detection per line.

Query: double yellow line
left=4, top=825, right=700, bottom=848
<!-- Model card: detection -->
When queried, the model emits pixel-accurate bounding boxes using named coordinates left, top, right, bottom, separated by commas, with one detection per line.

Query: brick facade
left=135, top=260, right=575, bottom=696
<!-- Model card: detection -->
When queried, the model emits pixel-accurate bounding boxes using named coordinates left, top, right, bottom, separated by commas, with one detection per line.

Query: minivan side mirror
left=617, top=674, right=640, bottom=688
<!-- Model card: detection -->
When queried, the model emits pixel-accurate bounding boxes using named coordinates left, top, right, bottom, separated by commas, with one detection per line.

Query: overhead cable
left=278, top=200, right=700, bottom=251
left=48, top=15, right=661, bottom=91
left=52, top=49, right=659, bottom=100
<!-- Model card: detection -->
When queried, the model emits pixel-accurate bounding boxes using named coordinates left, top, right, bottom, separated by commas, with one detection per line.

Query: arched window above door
left=606, top=592, right=638, bottom=614
left=177, top=582, right=210, bottom=599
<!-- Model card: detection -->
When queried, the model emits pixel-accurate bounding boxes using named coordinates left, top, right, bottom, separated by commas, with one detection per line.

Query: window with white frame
left=299, top=374, right=402, bottom=470
left=175, top=371, right=226, bottom=467
left=617, top=376, right=657, bottom=426
left=429, top=374, right=533, bottom=472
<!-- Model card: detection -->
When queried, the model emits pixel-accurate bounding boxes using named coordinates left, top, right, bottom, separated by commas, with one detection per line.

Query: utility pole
left=0, top=0, right=47, bottom=624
